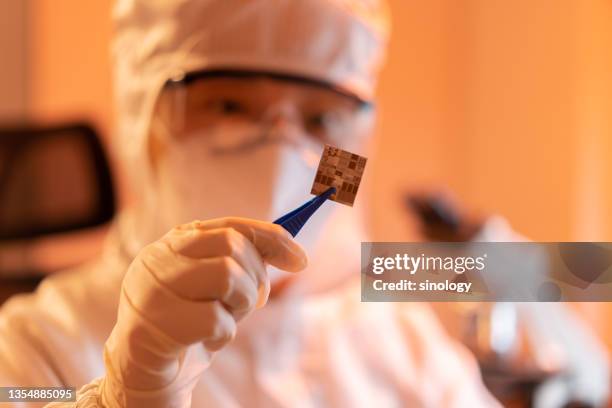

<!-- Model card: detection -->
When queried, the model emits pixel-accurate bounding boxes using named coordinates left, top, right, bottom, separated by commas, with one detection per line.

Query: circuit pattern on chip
left=310, top=145, right=367, bottom=206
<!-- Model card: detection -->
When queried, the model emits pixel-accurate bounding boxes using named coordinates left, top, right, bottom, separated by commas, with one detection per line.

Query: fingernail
left=299, top=253, right=308, bottom=270
left=256, top=280, right=270, bottom=309
left=288, top=242, right=308, bottom=270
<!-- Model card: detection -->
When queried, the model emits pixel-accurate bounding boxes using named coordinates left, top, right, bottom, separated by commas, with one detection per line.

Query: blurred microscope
left=406, top=192, right=607, bottom=408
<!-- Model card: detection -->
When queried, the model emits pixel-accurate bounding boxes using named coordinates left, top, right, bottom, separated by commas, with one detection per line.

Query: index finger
left=181, top=217, right=308, bottom=272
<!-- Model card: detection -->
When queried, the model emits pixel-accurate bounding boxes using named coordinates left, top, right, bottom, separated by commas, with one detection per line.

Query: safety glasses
left=154, top=69, right=374, bottom=154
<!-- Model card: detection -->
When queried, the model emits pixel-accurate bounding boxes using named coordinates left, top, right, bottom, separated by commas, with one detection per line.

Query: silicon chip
left=310, top=145, right=367, bottom=206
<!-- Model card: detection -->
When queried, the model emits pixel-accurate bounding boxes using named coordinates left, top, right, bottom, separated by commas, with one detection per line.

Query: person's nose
left=262, top=107, right=304, bottom=143
left=262, top=102, right=300, bottom=127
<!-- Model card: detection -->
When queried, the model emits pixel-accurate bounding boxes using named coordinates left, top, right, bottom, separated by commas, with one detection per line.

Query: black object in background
left=0, top=123, right=115, bottom=240
left=406, top=193, right=461, bottom=234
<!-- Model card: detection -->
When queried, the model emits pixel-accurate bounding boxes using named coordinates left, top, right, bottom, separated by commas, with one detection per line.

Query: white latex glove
left=96, top=218, right=307, bottom=407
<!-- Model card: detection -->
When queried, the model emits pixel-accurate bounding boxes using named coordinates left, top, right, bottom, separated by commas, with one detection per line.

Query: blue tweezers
left=273, top=187, right=336, bottom=237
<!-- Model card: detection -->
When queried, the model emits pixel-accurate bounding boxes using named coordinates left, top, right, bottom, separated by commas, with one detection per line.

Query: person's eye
left=305, top=113, right=325, bottom=131
left=305, top=111, right=344, bottom=134
left=208, top=98, right=246, bottom=115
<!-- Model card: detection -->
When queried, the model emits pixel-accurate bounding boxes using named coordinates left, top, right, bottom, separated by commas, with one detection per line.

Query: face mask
left=155, top=119, right=320, bottom=216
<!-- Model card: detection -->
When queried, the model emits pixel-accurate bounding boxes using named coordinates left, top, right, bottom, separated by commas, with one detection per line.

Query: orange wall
left=27, top=0, right=114, bottom=151
left=0, top=2, right=27, bottom=120
left=371, top=0, right=612, bottom=242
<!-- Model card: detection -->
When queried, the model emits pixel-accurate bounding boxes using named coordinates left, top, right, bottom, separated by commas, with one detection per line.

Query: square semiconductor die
left=311, top=145, right=367, bottom=206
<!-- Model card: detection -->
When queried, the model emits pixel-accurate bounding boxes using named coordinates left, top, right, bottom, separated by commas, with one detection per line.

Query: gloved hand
left=99, top=218, right=307, bottom=407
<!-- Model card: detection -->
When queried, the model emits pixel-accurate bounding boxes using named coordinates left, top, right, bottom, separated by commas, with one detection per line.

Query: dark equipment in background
left=0, top=123, right=115, bottom=302
left=406, top=192, right=482, bottom=242
left=0, top=123, right=114, bottom=240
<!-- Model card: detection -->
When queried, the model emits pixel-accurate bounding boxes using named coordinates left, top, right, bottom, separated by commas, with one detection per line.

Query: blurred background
left=1, top=0, right=612, bottom=404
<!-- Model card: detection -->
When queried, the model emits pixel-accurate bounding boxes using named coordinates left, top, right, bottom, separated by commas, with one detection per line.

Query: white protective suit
left=0, top=0, right=606, bottom=407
